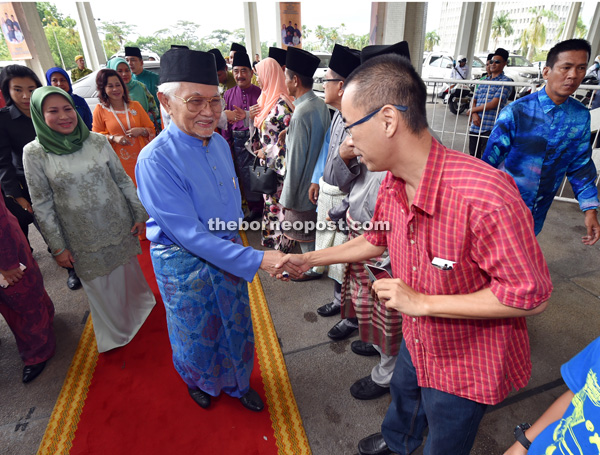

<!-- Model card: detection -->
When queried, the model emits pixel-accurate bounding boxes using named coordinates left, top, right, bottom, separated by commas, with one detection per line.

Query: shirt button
left=412, top=266, right=417, bottom=271
left=219, top=182, right=223, bottom=186
left=213, top=166, right=217, bottom=170
left=410, top=240, right=415, bottom=244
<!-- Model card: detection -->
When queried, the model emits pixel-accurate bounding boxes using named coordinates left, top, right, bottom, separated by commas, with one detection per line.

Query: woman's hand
left=54, top=249, right=75, bottom=269
left=113, top=135, right=132, bottom=146
left=15, top=197, right=33, bottom=214
left=125, top=127, right=148, bottom=138
left=249, top=104, right=261, bottom=120
left=256, top=148, right=266, bottom=160
left=0, top=265, right=25, bottom=286
left=131, top=222, right=146, bottom=236
left=277, top=128, right=287, bottom=147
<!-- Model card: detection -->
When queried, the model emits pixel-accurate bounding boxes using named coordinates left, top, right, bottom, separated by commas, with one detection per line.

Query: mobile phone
left=0, top=263, right=27, bottom=288
left=365, top=264, right=392, bottom=282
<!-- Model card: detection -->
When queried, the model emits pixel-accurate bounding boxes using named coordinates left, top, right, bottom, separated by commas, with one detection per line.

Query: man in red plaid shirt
left=278, top=54, right=553, bottom=455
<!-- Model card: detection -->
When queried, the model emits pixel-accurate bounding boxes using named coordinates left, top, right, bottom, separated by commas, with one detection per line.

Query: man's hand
left=583, top=209, right=600, bottom=245
left=503, top=442, right=528, bottom=455
left=54, top=249, right=75, bottom=269
left=131, top=222, right=146, bottom=236
left=308, top=183, right=319, bottom=205
left=372, top=278, right=426, bottom=316
left=0, top=265, right=25, bottom=286
left=468, top=111, right=481, bottom=127
left=339, top=137, right=357, bottom=163
left=277, top=128, right=287, bottom=147
left=274, top=253, right=310, bottom=280
left=15, top=197, right=33, bottom=214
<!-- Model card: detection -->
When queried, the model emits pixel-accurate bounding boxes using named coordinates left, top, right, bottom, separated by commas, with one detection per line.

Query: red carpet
left=48, top=241, right=282, bottom=454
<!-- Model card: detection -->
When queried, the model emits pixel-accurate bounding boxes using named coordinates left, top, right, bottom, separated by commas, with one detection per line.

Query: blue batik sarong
left=150, top=241, right=254, bottom=398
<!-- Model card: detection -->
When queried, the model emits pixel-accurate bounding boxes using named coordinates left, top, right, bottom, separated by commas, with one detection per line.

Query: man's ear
left=542, top=65, right=550, bottom=81
left=157, top=92, right=171, bottom=115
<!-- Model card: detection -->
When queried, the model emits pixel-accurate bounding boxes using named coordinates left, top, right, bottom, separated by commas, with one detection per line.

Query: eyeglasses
left=344, top=104, right=408, bottom=137
left=490, top=59, right=503, bottom=65
left=172, top=95, right=223, bottom=113
left=322, top=78, right=343, bottom=85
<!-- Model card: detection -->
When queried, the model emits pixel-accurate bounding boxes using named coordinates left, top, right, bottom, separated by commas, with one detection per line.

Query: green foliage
left=556, top=17, right=588, bottom=40
left=425, top=31, right=440, bottom=52
left=37, top=2, right=66, bottom=27
left=491, top=12, right=514, bottom=49
left=0, top=38, right=10, bottom=60
left=299, top=23, right=368, bottom=53
left=523, top=7, right=559, bottom=60
left=44, top=24, right=83, bottom=69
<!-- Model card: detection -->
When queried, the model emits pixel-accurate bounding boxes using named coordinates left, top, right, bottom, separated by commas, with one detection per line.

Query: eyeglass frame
left=322, top=78, right=343, bottom=85
left=171, top=94, right=223, bottom=113
left=343, top=104, right=408, bottom=137
left=490, top=59, right=504, bottom=65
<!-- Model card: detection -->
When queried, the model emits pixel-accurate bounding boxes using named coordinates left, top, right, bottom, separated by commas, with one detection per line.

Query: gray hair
left=157, top=82, right=181, bottom=98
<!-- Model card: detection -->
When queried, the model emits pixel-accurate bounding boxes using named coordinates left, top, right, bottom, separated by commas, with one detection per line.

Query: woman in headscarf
left=92, top=69, right=155, bottom=185
left=105, top=57, right=159, bottom=131
left=45, top=67, right=93, bottom=130
left=23, top=86, right=156, bottom=353
left=1, top=65, right=83, bottom=291
left=250, top=57, right=296, bottom=253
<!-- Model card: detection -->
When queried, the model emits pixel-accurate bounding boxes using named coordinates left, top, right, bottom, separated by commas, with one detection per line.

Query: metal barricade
left=423, top=77, right=600, bottom=204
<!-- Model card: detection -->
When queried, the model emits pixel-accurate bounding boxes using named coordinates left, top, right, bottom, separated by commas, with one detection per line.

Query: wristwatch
left=109, top=135, right=114, bottom=143
left=514, top=422, right=532, bottom=449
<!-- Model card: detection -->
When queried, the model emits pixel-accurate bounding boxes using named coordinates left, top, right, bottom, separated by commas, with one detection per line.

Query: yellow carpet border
left=37, top=232, right=310, bottom=454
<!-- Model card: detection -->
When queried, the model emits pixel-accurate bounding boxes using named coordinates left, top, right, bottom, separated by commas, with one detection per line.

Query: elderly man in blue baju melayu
left=136, top=49, right=289, bottom=412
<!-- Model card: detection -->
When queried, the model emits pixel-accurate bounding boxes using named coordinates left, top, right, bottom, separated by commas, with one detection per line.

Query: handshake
left=258, top=250, right=309, bottom=281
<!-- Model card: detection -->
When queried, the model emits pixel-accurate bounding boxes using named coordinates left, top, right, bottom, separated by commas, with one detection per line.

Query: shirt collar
left=384, top=137, right=445, bottom=216
left=489, top=71, right=506, bottom=81
left=167, top=119, right=216, bottom=148
left=537, top=86, right=567, bottom=114
left=293, top=90, right=316, bottom=107
left=8, top=103, right=27, bottom=120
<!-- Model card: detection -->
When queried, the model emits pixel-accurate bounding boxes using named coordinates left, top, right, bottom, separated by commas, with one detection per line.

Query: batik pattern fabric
left=340, top=213, right=401, bottom=356
left=150, top=240, right=254, bottom=398
left=252, top=97, right=295, bottom=253
left=0, top=191, right=55, bottom=365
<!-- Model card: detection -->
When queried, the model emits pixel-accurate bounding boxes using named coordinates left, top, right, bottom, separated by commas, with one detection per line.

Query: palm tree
left=556, top=17, right=588, bottom=40
left=491, top=12, right=514, bottom=49
left=424, top=31, right=440, bottom=52
left=523, top=7, right=559, bottom=60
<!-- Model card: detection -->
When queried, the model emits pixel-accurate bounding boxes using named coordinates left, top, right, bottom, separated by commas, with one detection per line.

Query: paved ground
left=1, top=102, right=599, bottom=454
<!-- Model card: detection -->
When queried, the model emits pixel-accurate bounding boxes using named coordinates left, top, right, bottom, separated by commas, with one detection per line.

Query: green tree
left=45, top=24, right=82, bottom=69
left=491, top=12, right=514, bottom=49
left=556, top=16, right=588, bottom=40
left=424, top=31, right=440, bottom=52
left=523, top=7, right=559, bottom=60
left=0, top=38, right=10, bottom=60
left=100, top=21, right=137, bottom=57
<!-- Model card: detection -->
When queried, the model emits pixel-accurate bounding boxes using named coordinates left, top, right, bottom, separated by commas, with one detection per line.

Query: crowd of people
left=0, top=36, right=599, bottom=454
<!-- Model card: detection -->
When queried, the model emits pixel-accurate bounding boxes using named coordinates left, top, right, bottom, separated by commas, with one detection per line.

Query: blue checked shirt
left=483, top=87, right=599, bottom=235
left=470, top=72, right=513, bottom=134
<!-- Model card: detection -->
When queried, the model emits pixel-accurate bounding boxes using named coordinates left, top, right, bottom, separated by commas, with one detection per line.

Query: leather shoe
left=291, top=271, right=322, bottom=282
left=358, top=432, right=394, bottom=455
left=350, top=375, right=390, bottom=400
left=239, top=388, right=264, bottom=412
left=67, top=268, right=82, bottom=290
left=351, top=340, right=379, bottom=357
left=22, top=361, right=46, bottom=383
left=327, top=318, right=358, bottom=341
left=317, top=301, right=341, bottom=317
left=188, top=386, right=211, bottom=409
left=243, top=211, right=262, bottom=223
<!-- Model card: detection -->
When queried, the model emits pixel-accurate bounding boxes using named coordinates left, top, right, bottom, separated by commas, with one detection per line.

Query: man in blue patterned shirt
left=483, top=39, right=599, bottom=243
left=467, top=48, right=513, bottom=158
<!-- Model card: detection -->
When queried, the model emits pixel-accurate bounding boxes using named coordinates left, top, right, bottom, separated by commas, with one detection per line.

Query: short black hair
left=286, top=68, right=313, bottom=89
left=345, top=54, right=428, bottom=135
left=493, top=48, right=509, bottom=63
left=546, top=38, right=591, bottom=68
left=486, top=53, right=494, bottom=62
left=0, top=65, right=42, bottom=106
left=96, top=69, right=130, bottom=107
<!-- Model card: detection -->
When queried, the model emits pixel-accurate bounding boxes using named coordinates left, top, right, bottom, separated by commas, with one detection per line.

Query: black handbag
left=248, top=157, right=278, bottom=195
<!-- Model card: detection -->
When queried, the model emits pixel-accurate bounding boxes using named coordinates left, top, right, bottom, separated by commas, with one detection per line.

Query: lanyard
left=109, top=102, right=132, bottom=136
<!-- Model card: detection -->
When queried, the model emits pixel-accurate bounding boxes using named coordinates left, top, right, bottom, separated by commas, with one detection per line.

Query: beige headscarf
left=254, top=57, right=294, bottom=128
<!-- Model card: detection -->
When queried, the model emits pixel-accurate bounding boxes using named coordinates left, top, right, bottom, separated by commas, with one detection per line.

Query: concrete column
left=75, top=2, right=105, bottom=70
left=588, top=3, right=600, bottom=62
left=476, top=2, right=495, bottom=53
left=371, top=2, right=427, bottom=75
left=11, top=2, right=54, bottom=83
left=561, top=2, right=582, bottom=41
left=243, top=2, right=261, bottom=59
left=454, top=2, right=481, bottom=79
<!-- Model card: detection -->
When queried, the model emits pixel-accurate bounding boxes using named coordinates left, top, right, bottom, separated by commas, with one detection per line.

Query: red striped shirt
left=364, top=139, right=552, bottom=405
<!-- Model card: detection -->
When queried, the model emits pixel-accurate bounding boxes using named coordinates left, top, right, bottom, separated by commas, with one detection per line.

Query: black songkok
left=208, top=49, right=227, bottom=71
left=160, top=49, right=218, bottom=85
left=286, top=47, right=320, bottom=78
left=360, top=41, right=411, bottom=63
left=329, top=44, right=361, bottom=78
left=232, top=51, right=252, bottom=69
left=493, top=48, right=509, bottom=62
left=230, top=42, right=246, bottom=54
left=268, top=47, right=287, bottom=67
left=125, top=46, right=142, bottom=59
left=170, top=44, right=189, bottom=50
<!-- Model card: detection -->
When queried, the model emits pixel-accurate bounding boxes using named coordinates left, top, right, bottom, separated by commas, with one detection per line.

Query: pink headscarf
left=254, top=57, right=294, bottom=128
